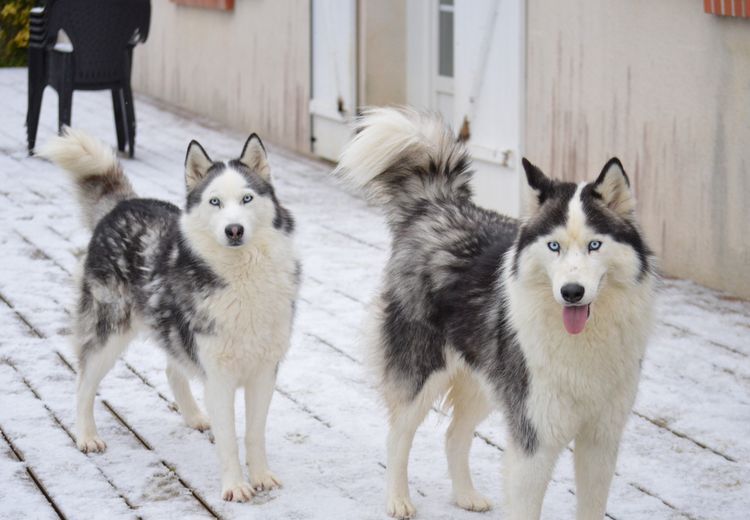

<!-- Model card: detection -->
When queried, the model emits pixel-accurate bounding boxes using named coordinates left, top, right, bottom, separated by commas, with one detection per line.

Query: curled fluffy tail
left=40, top=128, right=135, bottom=230
left=335, top=107, right=472, bottom=225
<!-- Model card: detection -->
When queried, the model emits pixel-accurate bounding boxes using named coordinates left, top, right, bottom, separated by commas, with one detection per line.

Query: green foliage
left=1, top=0, right=35, bottom=67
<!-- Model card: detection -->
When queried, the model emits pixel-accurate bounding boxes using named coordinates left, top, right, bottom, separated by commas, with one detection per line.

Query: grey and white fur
left=42, top=128, right=300, bottom=503
left=335, top=108, right=656, bottom=519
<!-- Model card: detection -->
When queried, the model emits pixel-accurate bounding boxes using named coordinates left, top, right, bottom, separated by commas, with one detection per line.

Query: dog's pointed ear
left=239, top=133, right=270, bottom=180
left=593, top=158, right=635, bottom=216
left=521, top=157, right=554, bottom=218
left=185, top=140, right=213, bottom=191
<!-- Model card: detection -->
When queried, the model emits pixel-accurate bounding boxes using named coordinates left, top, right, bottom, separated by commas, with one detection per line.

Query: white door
left=406, top=0, right=454, bottom=119
left=310, top=0, right=358, bottom=161
left=408, top=0, right=524, bottom=216
left=435, top=0, right=455, bottom=122
left=454, top=0, right=523, bottom=216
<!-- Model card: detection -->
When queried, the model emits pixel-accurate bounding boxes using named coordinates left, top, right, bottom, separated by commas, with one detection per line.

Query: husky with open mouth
left=43, top=129, right=299, bottom=503
left=336, top=108, right=656, bottom=519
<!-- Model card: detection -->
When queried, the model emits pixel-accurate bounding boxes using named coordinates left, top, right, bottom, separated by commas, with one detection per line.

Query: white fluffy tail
left=334, top=107, right=472, bottom=221
left=40, top=128, right=135, bottom=229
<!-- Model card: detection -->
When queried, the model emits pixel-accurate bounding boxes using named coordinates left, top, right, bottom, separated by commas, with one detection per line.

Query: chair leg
left=112, top=89, right=127, bottom=152
left=56, top=52, right=74, bottom=133
left=123, top=84, right=136, bottom=158
left=57, top=81, right=73, bottom=133
left=26, top=48, right=45, bottom=153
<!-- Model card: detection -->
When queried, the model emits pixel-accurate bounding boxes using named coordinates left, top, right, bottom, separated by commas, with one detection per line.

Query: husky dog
left=336, top=108, right=656, bottom=519
left=42, top=129, right=299, bottom=502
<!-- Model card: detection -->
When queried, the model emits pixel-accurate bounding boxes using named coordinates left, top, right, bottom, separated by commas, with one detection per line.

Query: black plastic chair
left=26, top=0, right=151, bottom=157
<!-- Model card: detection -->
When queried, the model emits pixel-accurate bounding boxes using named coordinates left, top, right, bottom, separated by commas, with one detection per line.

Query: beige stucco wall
left=131, top=0, right=311, bottom=154
left=525, top=0, right=750, bottom=298
left=358, top=0, right=407, bottom=106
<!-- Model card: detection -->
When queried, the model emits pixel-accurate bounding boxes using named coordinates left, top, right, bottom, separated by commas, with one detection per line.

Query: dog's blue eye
left=588, top=240, right=602, bottom=252
left=242, top=194, right=254, bottom=204
left=547, top=241, right=560, bottom=252
left=209, top=197, right=220, bottom=206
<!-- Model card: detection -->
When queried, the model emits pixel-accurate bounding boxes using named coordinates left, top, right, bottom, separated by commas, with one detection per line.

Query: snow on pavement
left=0, top=68, right=748, bottom=519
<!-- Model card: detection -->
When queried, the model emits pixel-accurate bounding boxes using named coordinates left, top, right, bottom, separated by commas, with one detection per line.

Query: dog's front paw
left=249, top=470, right=282, bottom=492
left=455, top=490, right=493, bottom=512
left=387, top=496, right=416, bottom=518
left=185, top=412, right=211, bottom=432
left=77, top=435, right=106, bottom=453
left=221, top=481, right=255, bottom=502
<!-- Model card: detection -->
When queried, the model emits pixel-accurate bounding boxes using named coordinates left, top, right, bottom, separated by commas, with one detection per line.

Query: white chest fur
left=193, top=234, right=298, bottom=376
left=506, top=276, right=654, bottom=445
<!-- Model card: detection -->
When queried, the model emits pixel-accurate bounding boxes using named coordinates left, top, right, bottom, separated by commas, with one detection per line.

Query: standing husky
left=336, top=108, right=656, bottom=519
left=42, top=129, right=299, bottom=502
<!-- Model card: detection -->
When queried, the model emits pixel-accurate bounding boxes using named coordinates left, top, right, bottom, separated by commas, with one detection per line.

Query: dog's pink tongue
left=562, top=305, right=589, bottom=335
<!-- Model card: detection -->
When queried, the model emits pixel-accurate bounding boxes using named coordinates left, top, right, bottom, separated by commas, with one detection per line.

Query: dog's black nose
left=225, top=224, right=244, bottom=240
left=561, top=283, right=585, bottom=303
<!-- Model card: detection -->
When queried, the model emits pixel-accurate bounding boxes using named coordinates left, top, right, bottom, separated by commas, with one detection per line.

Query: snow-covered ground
left=0, top=68, right=748, bottom=519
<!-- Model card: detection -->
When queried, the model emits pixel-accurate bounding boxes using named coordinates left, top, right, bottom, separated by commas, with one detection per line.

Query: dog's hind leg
left=75, top=329, right=134, bottom=453
left=244, top=361, right=281, bottom=491
left=166, top=359, right=210, bottom=431
left=384, top=372, right=450, bottom=519
left=445, top=372, right=493, bottom=512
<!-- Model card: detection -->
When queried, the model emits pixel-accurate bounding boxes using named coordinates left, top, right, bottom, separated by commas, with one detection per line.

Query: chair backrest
left=46, top=0, right=151, bottom=86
